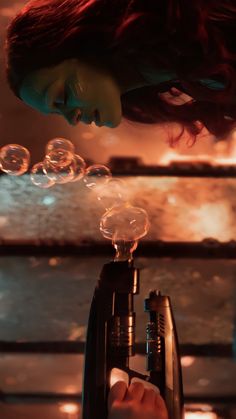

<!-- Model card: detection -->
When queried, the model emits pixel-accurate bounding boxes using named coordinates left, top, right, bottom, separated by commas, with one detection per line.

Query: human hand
left=108, top=380, right=169, bottom=419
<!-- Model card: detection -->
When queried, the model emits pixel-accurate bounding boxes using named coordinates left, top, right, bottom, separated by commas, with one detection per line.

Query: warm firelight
left=185, top=412, right=217, bottom=419
left=181, top=356, right=195, bottom=367
left=191, top=203, right=231, bottom=240
left=158, top=133, right=236, bottom=166
left=59, top=403, right=80, bottom=415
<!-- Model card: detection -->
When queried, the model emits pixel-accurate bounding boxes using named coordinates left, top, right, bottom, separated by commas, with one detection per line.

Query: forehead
left=20, top=68, right=55, bottom=113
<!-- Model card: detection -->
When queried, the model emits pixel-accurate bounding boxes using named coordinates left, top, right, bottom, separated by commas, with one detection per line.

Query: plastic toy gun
left=82, top=260, right=184, bottom=419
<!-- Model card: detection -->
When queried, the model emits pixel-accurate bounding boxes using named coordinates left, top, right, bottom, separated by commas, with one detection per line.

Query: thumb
left=108, top=381, right=127, bottom=412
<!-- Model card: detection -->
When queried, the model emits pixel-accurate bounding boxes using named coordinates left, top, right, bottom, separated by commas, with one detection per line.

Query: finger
left=141, top=388, right=157, bottom=406
left=155, top=394, right=169, bottom=419
left=108, top=381, right=127, bottom=412
left=124, top=382, right=145, bottom=402
left=131, top=377, right=160, bottom=395
left=170, top=87, right=182, bottom=96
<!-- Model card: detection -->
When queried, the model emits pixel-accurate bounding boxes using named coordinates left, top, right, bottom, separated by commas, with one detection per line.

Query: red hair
left=5, top=0, right=236, bottom=144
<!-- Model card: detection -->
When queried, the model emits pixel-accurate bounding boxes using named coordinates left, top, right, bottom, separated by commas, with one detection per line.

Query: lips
left=74, top=109, right=101, bottom=125
left=94, top=109, right=101, bottom=125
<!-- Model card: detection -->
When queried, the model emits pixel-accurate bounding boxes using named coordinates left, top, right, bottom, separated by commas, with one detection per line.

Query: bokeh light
left=59, top=403, right=79, bottom=415
left=181, top=356, right=195, bottom=367
left=185, top=412, right=217, bottom=419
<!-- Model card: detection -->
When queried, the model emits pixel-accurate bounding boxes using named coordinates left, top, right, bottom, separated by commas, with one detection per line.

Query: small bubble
left=100, top=203, right=150, bottom=242
left=0, top=144, right=30, bottom=176
left=70, top=154, right=86, bottom=182
left=30, top=162, right=55, bottom=189
left=45, top=149, right=74, bottom=168
left=83, top=164, right=112, bottom=189
left=96, top=178, right=129, bottom=210
left=43, top=159, right=75, bottom=184
left=46, top=137, right=75, bottom=154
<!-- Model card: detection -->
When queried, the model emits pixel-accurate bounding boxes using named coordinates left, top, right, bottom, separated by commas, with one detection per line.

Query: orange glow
left=59, top=403, right=79, bottom=414
left=191, top=203, right=231, bottom=240
left=185, top=412, right=217, bottom=419
left=158, top=146, right=236, bottom=166
left=181, top=356, right=195, bottom=367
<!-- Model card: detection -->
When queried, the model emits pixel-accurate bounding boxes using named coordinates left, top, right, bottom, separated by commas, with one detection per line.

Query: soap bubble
left=46, top=138, right=75, bottom=154
left=100, top=203, right=150, bottom=241
left=83, top=164, right=112, bottom=189
left=96, top=178, right=129, bottom=210
left=113, top=240, right=138, bottom=262
left=30, top=162, right=55, bottom=188
left=43, top=159, right=75, bottom=184
left=45, top=149, right=74, bottom=168
left=0, top=144, right=30, bottom=176
left=70, top=154, right=86, bottom=182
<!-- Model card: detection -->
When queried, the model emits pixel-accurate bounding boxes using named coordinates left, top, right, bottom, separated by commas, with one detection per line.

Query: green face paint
left=20, top=58, right=123, bottom=128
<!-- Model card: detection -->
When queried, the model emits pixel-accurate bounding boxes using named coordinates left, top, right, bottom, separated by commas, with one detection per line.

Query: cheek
left=98, top=78, right=121, bottom=110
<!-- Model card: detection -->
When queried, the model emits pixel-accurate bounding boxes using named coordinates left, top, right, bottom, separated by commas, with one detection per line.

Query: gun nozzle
left=149, top=290, right=161, bottom=297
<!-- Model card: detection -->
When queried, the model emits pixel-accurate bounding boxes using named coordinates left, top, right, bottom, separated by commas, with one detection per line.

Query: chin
left=105, top=121, right=118, bottom=128
left=108, top=116, right=122, bottom=128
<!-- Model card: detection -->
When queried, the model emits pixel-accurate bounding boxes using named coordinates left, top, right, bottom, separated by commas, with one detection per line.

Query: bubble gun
left=82, top=260, right=184, bottom=419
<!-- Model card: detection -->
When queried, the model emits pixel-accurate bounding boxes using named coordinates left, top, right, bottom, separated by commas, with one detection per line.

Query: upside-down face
left=20, top=58, right=123, bottom=128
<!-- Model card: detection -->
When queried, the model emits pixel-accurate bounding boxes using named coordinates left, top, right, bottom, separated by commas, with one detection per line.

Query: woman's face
left=19, top=58, right=123, bottom=128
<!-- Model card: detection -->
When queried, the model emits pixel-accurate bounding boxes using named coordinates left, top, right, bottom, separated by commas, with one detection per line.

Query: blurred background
left=0, top=1, right=236, bottom=419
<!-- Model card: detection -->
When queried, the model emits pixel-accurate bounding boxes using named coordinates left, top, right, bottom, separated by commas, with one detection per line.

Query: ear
left=158, top=87, right=194, bottom=106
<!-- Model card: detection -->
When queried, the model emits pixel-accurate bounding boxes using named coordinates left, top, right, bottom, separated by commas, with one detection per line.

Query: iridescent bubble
left=113, top=240, right=138, bottom=262
left=83, top=164, right=112, bottom=189
left=30, top=162, right=55, bottom=189
left=70, top=154, right=86, bottom=182
left=96, top=178, right=129, bottom=210
left=100, top=203, right=150, bottom=241
left=43, top=159, right=75, bottom=184
left=46, top=138, right=75, bottom=154
left=45, top=149, right=74, bottom=168
left=0, top=144, right=30, bottom=176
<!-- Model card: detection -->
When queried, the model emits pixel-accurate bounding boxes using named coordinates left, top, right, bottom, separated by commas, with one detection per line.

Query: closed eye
left=54, top=89, right=68, bottom=111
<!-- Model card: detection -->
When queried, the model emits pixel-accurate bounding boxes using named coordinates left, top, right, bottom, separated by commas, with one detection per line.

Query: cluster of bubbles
left=0, top=139, right=150, bottom=261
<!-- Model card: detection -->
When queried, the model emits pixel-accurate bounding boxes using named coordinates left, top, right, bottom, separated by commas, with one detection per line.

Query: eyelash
left=54, top=90, right=68, bottom=109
